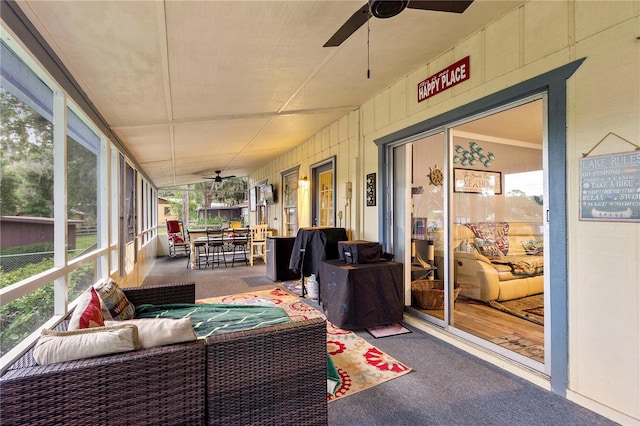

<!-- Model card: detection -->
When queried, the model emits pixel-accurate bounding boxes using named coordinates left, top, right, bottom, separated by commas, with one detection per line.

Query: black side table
left=319, top=259, right=404, bottom=329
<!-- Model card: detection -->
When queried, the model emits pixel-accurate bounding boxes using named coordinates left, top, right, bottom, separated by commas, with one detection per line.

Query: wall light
left=299, top=176, right=309, bottom=190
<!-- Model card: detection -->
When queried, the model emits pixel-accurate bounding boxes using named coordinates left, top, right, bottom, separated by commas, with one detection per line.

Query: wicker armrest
left=205, top=318, right=328, bottom=426
left=123, top=282, right=195, bottom=306
left=1, top=340, right=206, bottom=426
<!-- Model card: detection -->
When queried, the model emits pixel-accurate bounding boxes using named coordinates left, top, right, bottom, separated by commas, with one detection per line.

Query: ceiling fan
left=202, top=170, right=236, bottom=183
left=323, top=0, right=474, bottom=47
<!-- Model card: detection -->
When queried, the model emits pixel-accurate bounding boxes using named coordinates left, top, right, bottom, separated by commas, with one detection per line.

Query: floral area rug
left=198, top=287, right=412, bottom=401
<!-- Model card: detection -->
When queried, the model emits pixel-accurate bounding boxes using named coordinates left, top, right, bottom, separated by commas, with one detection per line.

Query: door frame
left=310, top=156, right=336, bottom=227
left=374, top=59, right=585, bottom=396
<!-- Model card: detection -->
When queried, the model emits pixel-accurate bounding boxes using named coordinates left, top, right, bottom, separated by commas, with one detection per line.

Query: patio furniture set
left=166, top=220, right=270, bottom=269
left=0, top=282, right=328, bottom=425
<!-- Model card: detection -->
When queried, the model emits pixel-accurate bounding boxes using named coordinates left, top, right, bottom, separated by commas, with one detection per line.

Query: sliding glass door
left=391, top=98, right=548, bottom=372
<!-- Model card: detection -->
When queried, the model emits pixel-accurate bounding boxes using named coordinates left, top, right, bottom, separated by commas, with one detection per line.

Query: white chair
left=249, top=224, right=269, bottom=266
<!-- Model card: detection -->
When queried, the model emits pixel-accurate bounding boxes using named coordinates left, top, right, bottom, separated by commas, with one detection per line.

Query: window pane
left=67, top=108, right=99, bottom=259
left=125, top=162, right=136, bottom=243
left=0, top=41, right=54, bottom=286
left=282, top=171, right=299, bottom=236
left=0, top=281, right=54, bottom=357
left=69, top=261, right=97, bottom=301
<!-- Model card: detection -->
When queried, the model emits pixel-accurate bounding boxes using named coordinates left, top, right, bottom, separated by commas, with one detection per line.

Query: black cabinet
left=266, top=236, right=299, bottom=281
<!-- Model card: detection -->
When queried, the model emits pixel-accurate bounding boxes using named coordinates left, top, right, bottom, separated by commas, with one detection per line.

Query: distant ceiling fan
left=323, top=0, right=474, bottom=47
left=202, top=170, right=236, bottom=183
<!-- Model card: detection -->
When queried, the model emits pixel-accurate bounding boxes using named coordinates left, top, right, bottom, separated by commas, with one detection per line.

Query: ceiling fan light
left=370, top=0, right=408, bottom=19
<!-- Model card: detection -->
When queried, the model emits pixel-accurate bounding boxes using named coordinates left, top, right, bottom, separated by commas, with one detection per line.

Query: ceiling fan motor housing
left=371, top=0, right=408, bottom=18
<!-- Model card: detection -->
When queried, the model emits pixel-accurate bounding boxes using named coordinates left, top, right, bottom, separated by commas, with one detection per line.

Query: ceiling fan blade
left=323, top=3, right=371, bottom=47
left=221, top=175, right=236, bottom=180
left=407, top=0, right=474, bottom=14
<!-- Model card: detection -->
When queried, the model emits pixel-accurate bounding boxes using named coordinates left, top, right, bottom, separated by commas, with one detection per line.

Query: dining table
left=188, top=228, right=250, bottom=269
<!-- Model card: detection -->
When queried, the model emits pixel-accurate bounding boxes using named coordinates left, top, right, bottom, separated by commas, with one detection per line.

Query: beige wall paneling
left=313, top=133, right=322, bottom=158
left=361, top=98, right=375, bottom=135
left=374, top=90, right=391, bottom=131
left=567, top=15, right=640, bottom=421
left=574, top=1, right=636, bottom=42
left=523, top=1, right=570, bottom=64
left=338, top=114, right=349, bottom=143
left=321, top=126, right=331, bottom=151
left=390, top=78, right=407, bottom=124
left=485, top=8, right=520, bottom=81
left=329, top=121, right=339, bottom=148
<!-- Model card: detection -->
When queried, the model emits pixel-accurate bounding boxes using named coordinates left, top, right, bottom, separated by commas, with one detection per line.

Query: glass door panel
left=312, top=159, right=335, bottom=227
left=391, top=99, right=547, bottom=370
left=282, top=171, right=299, bottom=236
left=405, top=133, right=447, bottom=321
left=450, top=99, right=546, bottom=367
left=318, top=170, right=333, bottom=226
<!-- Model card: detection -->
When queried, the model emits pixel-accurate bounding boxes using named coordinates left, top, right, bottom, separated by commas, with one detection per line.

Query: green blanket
left=327, top=352, right=341, bottom=395
left=135, top=303, right=291, bottom=338
left=135, top=302, right=341, bottom=394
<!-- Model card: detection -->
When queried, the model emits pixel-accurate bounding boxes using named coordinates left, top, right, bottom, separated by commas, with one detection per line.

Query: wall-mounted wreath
left=366, top=173, right=376, bottom=206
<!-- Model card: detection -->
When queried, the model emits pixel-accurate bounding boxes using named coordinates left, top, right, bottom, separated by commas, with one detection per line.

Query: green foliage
left=0, top=258, right=54, bottom=355
left=0, top=242, right=53, bottom=257
left=0, top=258, right=95, bottom=357
left=192, top=215, right=228, bottom=227
left=67, top=137, right=97, bottom=225
left=0, top=169, right=19, bottom=215
left=1, top=88, right=54, bottom=218
left=160, top=178, right=248, bottom=225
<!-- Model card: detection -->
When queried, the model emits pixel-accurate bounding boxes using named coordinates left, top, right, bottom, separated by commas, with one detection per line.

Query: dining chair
left=249, top=224, right=269, bottom=266
left=207, top=228, right=226, bottom=268
left=229, top=229, right=249, bottom=267
left=193, top=230, right=209, bottom=269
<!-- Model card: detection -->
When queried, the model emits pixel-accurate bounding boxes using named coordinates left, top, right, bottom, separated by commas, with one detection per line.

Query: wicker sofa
left=452, top=222, right=544, bottom=302
left=0, top=283, right=328, bottom=426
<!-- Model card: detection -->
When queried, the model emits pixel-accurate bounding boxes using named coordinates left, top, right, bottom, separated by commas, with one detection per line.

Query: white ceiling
left=15, top=0, right=524, bottom=187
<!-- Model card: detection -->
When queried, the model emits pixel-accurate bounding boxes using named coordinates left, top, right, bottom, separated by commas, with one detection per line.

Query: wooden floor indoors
left=413, top=295, right=545, bottom=363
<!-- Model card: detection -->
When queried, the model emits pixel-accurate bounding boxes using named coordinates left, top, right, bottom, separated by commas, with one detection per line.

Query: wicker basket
left=411, top=280, right=461, bottom=309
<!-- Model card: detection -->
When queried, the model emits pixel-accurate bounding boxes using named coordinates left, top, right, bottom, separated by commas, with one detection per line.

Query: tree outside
left=158, top=177, right=248, bottom=227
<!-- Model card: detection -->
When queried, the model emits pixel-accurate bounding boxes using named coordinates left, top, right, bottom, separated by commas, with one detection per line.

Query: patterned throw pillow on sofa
left=474, top=239, right=504, bottom=260
left=465, top=222, right=510, bottom=255
left=68, top=287, right=105, bottom=330
left=94, top=279, right=136, bottom=321
left=456, top=239, right=477, bottom=253
left=521, top=239, right=544, bottom=255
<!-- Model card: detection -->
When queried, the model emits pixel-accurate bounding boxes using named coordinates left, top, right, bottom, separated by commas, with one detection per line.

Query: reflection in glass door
left=403, top=134, right=448, bottom=323
left=450, top=100, right=546, bottom=369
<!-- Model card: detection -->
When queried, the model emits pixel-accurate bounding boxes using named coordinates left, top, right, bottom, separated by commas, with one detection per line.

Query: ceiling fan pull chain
left=367, top=11, right=371, bottom=79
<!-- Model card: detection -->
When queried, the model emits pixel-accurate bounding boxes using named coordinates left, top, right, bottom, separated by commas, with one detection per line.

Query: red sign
left=418, top=56, right=470, bottom=102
